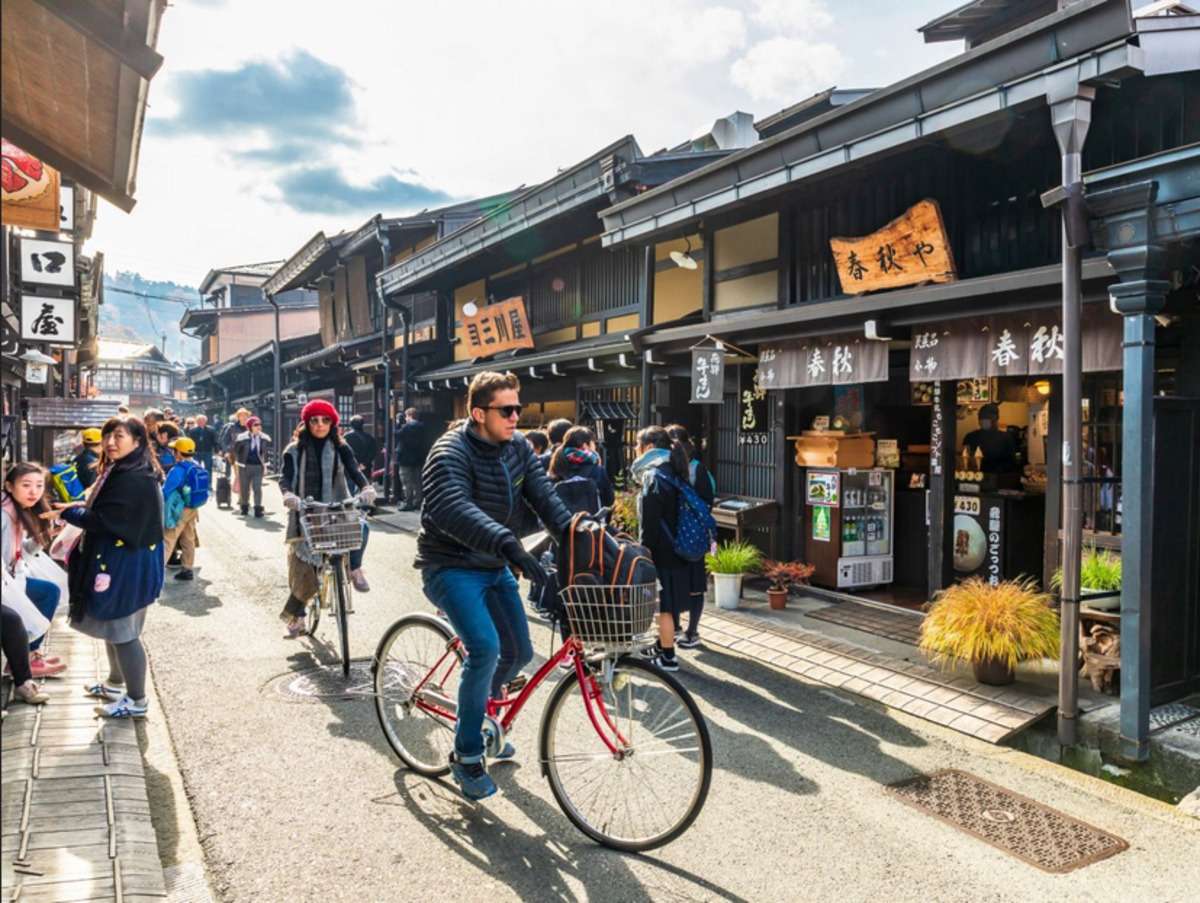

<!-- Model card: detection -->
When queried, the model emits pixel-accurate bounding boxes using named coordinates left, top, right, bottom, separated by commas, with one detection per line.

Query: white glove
left=359, top=486, right=377, bottom=505
left=283, top=493, right=301, bottom=511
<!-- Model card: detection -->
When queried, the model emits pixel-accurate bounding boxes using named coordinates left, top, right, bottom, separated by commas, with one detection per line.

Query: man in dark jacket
left=417, top=371, right=573, bottom=801
left=187, top=414, right=219, bottom=481
left=395, top=408, right=426, bottom=511
left=343, top=416, right=379, bottom=474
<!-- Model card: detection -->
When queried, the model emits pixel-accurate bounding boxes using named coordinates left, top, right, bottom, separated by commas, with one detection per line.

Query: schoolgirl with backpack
left=632, top=425, right=717, bottom=672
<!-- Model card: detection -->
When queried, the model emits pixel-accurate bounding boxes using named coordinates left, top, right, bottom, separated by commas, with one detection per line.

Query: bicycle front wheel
left=539, top=656, right=712, bottom=851
left=305, top=567, right=325, bottom=637
left=334, top=559, right=351, bottom=677
left=373, top=613, right=462, bottom=777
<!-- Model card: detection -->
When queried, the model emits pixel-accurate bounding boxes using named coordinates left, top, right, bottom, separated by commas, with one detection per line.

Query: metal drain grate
left=887, top=770, right=1128, bottom=873
left=265, top=660, right=376, bottom=703
left=1149, top=702, right=1200, bottom=734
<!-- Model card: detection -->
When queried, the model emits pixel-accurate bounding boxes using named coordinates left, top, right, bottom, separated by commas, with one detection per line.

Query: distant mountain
left=101, top=270, right=202, bottom=364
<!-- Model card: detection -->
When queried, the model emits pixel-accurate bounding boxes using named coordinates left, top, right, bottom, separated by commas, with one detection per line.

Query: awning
left=1, top=0, right=167, bottom=212
left=283, top=330, right=383, bottom=372
left=26, top=397, right=122, bottom=428
left=581, top=400, right=638, bottom=421
left=413, top=336, right=636, bottom=386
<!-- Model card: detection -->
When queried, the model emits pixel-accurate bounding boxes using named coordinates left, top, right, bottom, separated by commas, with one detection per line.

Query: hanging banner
left=690, top=347, right=724, bottom=404
left=910, top=308, right=1121, bottom=381
left=762, top=335, right=888, bottom=389
left=58, top=184, right=75, bottom=232
left=739, top=365, right=769, bottom=445
left=20, top=294, right=76, bottom=345
left=1, top=140, right=61, bottom=232
left=830, top=199, right=956, bottom=295
left=461, top=296, right=534, bottom=357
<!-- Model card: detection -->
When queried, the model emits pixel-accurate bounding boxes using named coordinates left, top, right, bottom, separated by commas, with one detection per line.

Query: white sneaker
left=350, top=568, right=369, bottom=593
left=97, top=695, right=148, bottom=719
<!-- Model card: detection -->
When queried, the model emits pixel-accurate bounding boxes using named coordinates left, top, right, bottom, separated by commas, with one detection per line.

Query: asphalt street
left=141, top=481, right=1199, bottom=902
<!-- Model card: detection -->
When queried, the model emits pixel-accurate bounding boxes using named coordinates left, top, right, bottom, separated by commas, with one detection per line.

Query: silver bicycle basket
left=558, top=582, right=659, bottom=653
left=298, top=507, right=364, bottom=554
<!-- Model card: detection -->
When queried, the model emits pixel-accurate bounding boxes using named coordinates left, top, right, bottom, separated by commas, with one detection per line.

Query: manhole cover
left=887, top=770, right=1128, bottom=873
left=265, top=660, right=376, bottom=703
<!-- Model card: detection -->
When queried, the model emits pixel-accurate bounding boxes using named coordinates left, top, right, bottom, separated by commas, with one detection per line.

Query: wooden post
left=1043, top=375, right=1063, bottom=591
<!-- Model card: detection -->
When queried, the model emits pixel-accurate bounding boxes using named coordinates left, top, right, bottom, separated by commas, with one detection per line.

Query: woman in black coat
left=51, top=416, right=164, bottom=719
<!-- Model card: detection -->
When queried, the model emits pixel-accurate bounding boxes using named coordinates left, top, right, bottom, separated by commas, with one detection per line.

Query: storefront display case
left=804, top=467, right=895, bottom=589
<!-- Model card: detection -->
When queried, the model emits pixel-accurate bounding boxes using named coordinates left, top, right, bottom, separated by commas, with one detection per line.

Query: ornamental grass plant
left=1052, top=546, right=1122, bottom=592
left=919, top=577, right=1060, bottom=672
left=705, top=541, right=762, bottom=575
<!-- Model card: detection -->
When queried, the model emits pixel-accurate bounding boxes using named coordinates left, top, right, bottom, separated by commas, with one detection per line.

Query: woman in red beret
left=278, top=401, right=375, bottom=637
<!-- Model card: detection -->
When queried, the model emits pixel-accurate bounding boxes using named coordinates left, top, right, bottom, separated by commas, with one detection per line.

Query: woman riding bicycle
left=279, top=401, right=375, bottom=638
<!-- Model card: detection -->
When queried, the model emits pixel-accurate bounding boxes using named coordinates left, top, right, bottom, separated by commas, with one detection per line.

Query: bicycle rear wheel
left=334, top=559, right=351, bottom=677
left=373, top=613, right=461, bottom=777
left=539, top=656, right=712, bottom=851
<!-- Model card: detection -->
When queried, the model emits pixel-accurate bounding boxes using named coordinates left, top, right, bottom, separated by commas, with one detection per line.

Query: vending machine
left=805, top=467, right=895, bottom=589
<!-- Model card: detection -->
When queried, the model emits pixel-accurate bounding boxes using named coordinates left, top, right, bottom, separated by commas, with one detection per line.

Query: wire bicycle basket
left=299, top=506, right=365, bottom=554
left=559, top=582, right=658, bottom=654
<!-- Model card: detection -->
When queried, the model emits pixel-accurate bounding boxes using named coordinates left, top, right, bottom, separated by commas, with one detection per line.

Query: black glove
left=500, top=537, right=547, bottom=586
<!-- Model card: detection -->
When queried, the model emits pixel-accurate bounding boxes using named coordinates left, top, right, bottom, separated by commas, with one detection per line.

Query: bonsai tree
left=919, top=577, right=1059, bottom=685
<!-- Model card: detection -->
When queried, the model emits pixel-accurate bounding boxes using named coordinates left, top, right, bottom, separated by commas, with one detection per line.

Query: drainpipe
left=266, top=291, right=283, bottom=471
left=1045, top=74, right=1094, bottom=748
left=374, top=224, right=396, bottom=501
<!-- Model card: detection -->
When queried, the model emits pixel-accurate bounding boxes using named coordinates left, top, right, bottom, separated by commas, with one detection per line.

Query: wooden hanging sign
left=830, top=199, right=956, bottom=295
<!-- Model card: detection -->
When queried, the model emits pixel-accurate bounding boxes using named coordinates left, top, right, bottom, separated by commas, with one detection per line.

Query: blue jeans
left=24, top=577, right=61, bottom=652
left=422, top=566, right=533, bottom=762
left=350, top=523, right=369, bottom=571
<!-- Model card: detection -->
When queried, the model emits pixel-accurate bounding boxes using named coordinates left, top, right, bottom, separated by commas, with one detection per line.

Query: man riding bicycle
left=417, top=370, right=573, bottom=800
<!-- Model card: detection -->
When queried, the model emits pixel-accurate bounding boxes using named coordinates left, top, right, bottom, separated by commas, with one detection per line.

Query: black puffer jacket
left=416, top=422, right=574, bottom=570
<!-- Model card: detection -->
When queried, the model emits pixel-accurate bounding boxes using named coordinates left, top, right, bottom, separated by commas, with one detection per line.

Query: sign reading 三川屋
left=690, top=348, right=724, bottom=404
left=830, top=199, right=956, bottom=295
left=20, top=294, right=75, bottom=345
left=19, top=237, right=75, bottom=288
left=461, top=296, right=534, bottom=357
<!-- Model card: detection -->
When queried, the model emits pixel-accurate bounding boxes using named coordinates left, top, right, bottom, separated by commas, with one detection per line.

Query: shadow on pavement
left=157, top=574, right=222, bottom=617
left=387, top=771, right=752, bottom=903
left=238, top=515, right=284, bottom=534
left=687, top=643, right=927, bottom=787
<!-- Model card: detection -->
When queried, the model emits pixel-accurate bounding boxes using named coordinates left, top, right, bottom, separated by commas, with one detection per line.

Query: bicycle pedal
left=504, top=674, right=528, bottom=694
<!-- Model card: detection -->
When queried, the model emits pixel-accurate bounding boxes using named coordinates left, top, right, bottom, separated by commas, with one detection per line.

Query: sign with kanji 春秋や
left=830, top=199, right=956, bottom=295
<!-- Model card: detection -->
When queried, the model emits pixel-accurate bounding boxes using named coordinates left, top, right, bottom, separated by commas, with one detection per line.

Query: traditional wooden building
left=376, top=133, right=738, bottom=472
left=599, top=0, right=1200, bottom=758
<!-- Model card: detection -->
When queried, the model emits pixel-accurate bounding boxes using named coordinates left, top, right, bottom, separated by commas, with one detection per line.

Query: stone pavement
left=703, top=601, right=1057, bottom=744
left=1, top=620, right=168, bottom=902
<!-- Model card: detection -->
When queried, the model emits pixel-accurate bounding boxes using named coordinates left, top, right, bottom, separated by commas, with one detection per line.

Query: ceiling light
left=669, top=236, right=699, bottom=270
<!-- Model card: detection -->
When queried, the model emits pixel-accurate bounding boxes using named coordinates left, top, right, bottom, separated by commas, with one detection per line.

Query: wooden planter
left=972, top=656, right=1015, bottom=686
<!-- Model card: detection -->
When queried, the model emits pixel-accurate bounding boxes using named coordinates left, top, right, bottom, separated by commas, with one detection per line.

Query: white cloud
left=751, top=0, right=834, bottom=33
left=730, top=36, right=845, bottom=102
left=659, top=6, right=748, bottom=63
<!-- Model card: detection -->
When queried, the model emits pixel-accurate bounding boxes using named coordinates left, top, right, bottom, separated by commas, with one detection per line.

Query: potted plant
left=918, top=577, right=1059, bottom=686
left=610, top=490, right=640, bottom=537
left=1052, top=546, right=1121, bottom=611
left=705, top=541, right=762, bottom=610
left=762, top=560, right=816, bottom=610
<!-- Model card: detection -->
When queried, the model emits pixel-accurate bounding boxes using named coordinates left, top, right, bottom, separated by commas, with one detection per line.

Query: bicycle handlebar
left=300, top=493, right=367, bottom=510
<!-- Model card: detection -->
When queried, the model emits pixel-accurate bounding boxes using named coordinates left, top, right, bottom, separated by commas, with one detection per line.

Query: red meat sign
left=1, top=139, right=60, bottom=231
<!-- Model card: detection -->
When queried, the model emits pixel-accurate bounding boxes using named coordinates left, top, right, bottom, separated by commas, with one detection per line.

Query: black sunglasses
left=482, top=404, right=522, bottom=419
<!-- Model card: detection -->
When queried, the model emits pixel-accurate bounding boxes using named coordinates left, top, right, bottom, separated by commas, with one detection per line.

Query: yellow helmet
left=170, top=436, right=196, bottom=455
left=81, top=428, right=102, bottom=444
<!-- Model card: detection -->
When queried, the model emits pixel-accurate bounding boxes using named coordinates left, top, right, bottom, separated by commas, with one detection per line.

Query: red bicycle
left=372, top=582, right=712, bottom=851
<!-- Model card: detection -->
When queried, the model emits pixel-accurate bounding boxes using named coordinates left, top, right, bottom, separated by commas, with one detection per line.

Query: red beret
left=301, top=399, right=339, bottom=427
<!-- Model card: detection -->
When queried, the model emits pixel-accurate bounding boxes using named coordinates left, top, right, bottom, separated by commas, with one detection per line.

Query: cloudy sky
left=91, top=0, right=960, bottom=287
